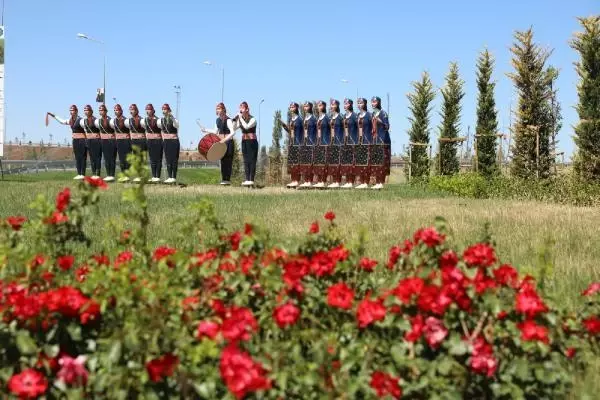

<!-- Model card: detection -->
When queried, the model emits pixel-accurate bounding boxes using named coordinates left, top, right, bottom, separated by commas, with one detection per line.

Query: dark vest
left=83, top=117, right=100, bottom=134
left=160, top=116, right=178, bottom=134
left=239, top=115, right=256, bottom=134
left=144, top=116, right=161, bottom=133
left=70, top=117, right=84, bottom=134
left=128, top=116, right=144, bottom=133
left=98, top=117, right=114, bottom=134
left=113, top=117, right=130, bottom=133
left=216, top=117, right=231, bottom=135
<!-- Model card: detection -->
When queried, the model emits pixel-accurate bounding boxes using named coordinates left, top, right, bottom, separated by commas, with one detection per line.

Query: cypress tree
left=438, top=62, right=464, bottom=175
left=406, top=72, right=436, bottom=180
left=571, top=16, right=600, bottom=182
left=231, top=139, right=242, bottom=183
left=269, top=110, right=284, bottom=184
left=256, top=145, right=268, bottom=184
left=475, top=49, right=499, bottom=177
left=508, top=28, right=555, bottom=179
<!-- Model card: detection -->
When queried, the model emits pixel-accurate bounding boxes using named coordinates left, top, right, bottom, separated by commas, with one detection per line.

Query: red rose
left=463, top=243, right=497, bottom=268
left=387, top=245, right=401, bottom=269
left=55, top=187, right=71, bottom=212
left=114, top=251, right=133, bottom=268
left=515, top=284, right=548, bottom=318
left=566, top=347, right=577, bottom=358
left=417, top=284, right=452, bottom=316
left=8, top=368, right=48, bottom=398
left=309, top=221, right=319, bottom=234
left=310, top=251, right=336, bottom=277
left=220, top=344, right=271, bottom=399
left=119, top=230, right=131, bottom=243
left=30, top=254, right=46, bottom=269
left=57, top=255, right=75, bottom=271
left=6, top=215, right=27, bottom=231
left=229, top=231, right=242, bottom=251
left=441, top=265, right=466, bottom=285
left=240, top=254, right=256, bottom=275
left=327, top=282, right=355, bottom=310
left=496, top=310, right=508, bottom=320
left=57, top=355, right=88, bottom=387
left=197, top=321, right=220, bottom=339
left=75, top=265, right=90, bottom=283
left=244, top=223, right=253, bottom=235
left=370, top=371, right=402, bottom=399
left=93, top=253, right=110, bottom=266
left=493, top=264, right=518, bottom=287
left=44, top=210, right=68, bottom=224
left=405, top=314, right=425, bottom=342
left=473, top=269, right=497, bottom=294
left=583, top=317, right=600, bottom=335
left=424, top=316, right=448, bottom=348
left=84, top=176, right=108, bottom=189
left=517, top=320, right=550, bottom=344
left=273, top=302, right=301, bottom=329
left=582, top=282, right=600, bottom=296
left=470, top=337, right=497, bottom=377
left=356, top=296, right=387, bottom=328
left=153, top=246, right=177, bottom=262
left=413, top=227, right=445, bottom=248
left=359, top=257, right=378, bottom=272
left=439, top=250, right=458, bottom=269
left=221, top=306, right=258, bottom=342
left=329, top=245, right=350, bottom=262
left=283, top=258, right=310, bottom=288
left=324, top=211, right=336, bottom=221
left=146, top=353, right=179, bottom=383
left=41, top=270, right=55, bottom=283
left=393, top=277, right=424, bottom=304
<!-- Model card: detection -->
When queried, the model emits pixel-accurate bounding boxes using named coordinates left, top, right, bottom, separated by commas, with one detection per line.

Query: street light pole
left=258, top=99, right=265, bottom=145
left=77, top=33, right=105, bottom=105
left=173, top=85, right=181, bottom=119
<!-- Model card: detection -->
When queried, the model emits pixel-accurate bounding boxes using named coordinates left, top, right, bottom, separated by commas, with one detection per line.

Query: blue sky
left=4, top=0, right=597, bottom=158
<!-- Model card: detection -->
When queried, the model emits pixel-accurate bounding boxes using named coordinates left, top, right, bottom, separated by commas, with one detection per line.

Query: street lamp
left=258, top=99, right=265, bottom=145
left=173, top=85, right=181, bottom=119
left=203, top=60, right=224, bottom=103
left=77, top=33, right=106, bottom=105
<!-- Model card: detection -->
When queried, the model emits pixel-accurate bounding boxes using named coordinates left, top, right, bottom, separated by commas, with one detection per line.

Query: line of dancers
left=48, top=103, right=180, bottom=183
left=283, top=96, right=391, bottom=190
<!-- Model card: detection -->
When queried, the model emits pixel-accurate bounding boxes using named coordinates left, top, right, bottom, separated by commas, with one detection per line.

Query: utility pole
left=173, top=85, right=181, bottom=119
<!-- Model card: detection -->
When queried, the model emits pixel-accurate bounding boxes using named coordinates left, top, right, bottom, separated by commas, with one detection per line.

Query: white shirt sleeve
left=157, top=119, right=163, bottom=129
left=173, top=118, right=179, bottom=129
left=124, top=119, right=131, bottom=129
left=53, top=115, right=69, bottom=125
left=140, top=118, right=147, bottom=129
left=94, top=119, right=100, bottom=129
left=223, top=119, right=236, bottom=141
left=79, top=119, right=86, bottom=129
left=109, top=119, right=115, bottom=129
left=238, top=116, right=257, bottom=130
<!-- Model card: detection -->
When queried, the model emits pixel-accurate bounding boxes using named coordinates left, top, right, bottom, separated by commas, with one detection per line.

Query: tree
left=548, top=66, right=563, bottom=175
left=269, top=110, right=284, bottom=185
left=231, top=139, right=242, bottom=183
left=571, top=16, right=600, bottom=182
left=256, top=145, right=268, bottom=184
left=406, top=72, right=435, bottom=180
left=508, top=28, right=555, bottom=179
left=437, top=62, right=464, bottom=175
left=475, top=49, right=499, bottom=177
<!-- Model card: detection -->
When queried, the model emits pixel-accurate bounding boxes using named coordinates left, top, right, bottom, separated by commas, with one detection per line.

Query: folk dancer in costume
left=141, top=104, right=163, bottom=183
left=47, top=105, right=87, bottom=180
left=96, top=104, right=117, bottom=182
left=327, top=99, right=344, bottom=188
left=127, top=104, right=147, bottom=183
left=299, top=102, right=317, bottom=188
left=341, top=98, right=358, bottom=188
left=235, top=101, right=258, bottom=186
left=158, top=103, right=180, bottom=184
left=81, top=104, right=103, bottom=179
left=281, top=102, right=303, bottom=188
left=313, top=100, right=330, bottom=188
left=110, top=104, right=132, bottom=183
left=355, top=98, right=373, bottom=189
left=201, top=103, right=236, bottom=185
left=370, top=96, right=390, bottom=190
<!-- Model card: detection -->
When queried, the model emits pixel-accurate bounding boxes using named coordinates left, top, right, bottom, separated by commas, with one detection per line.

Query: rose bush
left=0, top=155, right=599, bottom=399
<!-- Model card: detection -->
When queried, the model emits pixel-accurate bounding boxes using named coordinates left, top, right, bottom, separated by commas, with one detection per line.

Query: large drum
left=198, top=133, right=227, bottom=161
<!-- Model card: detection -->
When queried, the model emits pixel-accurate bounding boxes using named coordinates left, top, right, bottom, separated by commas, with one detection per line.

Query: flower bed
left=1, top=175, right=599, bottom=399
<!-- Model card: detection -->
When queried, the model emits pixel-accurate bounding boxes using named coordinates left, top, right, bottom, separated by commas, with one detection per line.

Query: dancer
left=158, top=103, right=180, bottom=184
left=81, top=104, right=102, bottom=179
left=281, top=102, right=303, bottom=188
left=341, top=99, right=359, bottom=188
left=236, top=101, right=258, bottom=186
left=96, top=104, right=117, bottom=182
left=201, top=103, right=236, bottom=185
left=355, top=98, right=372, bottom=189
left=110, top=104, right=132, bottom=182
left=47, top=105, right=87, bottom=180
left=141, top=104, right=163, bottom=183
left=127, top=104, right=146, bottom=183
left=371, top=96, right=390, bottom=190
left=328, top=99, right=344, bottom=188
left=313, top=100, right=330, bottom=188
left=299, top=102, right=317, bottom=188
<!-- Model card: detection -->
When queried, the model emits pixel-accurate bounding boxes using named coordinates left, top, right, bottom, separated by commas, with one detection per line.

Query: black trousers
left=164, top=139, right=180, bottom=179
left=242, top=139, right=259, bottom=181
left=87, top=139, right=103, bottom=176
left=147, top=139, right=163, bottom=178
left=116, top=139, right=132, bottom=173
left=220, top=140, right=234, bottom=182
left=72, top=138, right=87, bottom=175
left=101, top=139, right=118, bottom=177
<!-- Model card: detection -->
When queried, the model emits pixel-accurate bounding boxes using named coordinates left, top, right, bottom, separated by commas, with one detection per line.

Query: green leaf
left=16, top=331, right=37, bottom=355
left=437, top=357, right=454, bottom=376
left=109, top=340, right=122, bottom=365
left=448, top=335, right=468, bottom=356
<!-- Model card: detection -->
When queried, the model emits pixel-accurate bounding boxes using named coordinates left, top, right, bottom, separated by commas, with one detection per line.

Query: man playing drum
left=201, top=103, right=236, bottom=185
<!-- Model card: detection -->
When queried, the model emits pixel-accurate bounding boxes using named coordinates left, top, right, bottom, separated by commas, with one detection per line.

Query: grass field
left=1, top=169, right=599, bottom=307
